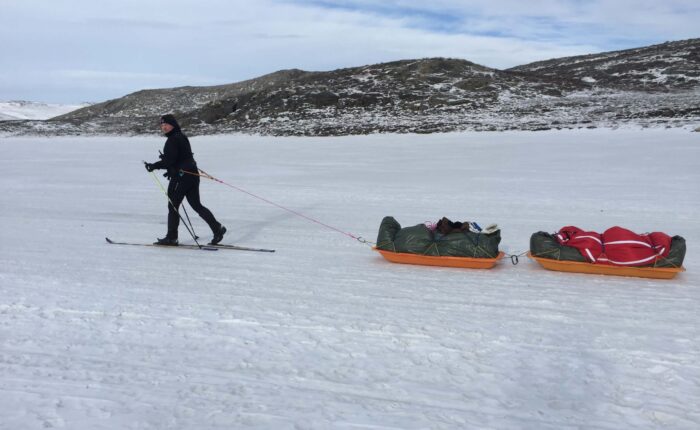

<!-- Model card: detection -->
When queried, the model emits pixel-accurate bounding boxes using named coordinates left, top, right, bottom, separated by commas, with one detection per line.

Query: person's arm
left=146, top=139, right=179, bottom=171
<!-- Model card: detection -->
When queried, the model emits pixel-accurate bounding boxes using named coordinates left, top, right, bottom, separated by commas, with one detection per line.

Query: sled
left=527, top=253, right=685, bottom=279
left=374, top=248, right=504, bottom=269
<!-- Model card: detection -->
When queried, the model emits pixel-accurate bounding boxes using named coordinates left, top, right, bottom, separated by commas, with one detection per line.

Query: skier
left=144, top=114, right=226, bottom=246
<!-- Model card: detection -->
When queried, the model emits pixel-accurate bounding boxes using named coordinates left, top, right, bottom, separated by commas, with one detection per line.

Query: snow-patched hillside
left=0, top=129, right=698, bottom=429
left=0, top=38, right=692, bottom=136
left=510, top=38, right=700, bottom=91
left=0, top=100, right=87, bottom=121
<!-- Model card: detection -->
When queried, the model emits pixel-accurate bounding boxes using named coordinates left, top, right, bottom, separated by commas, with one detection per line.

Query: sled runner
left=375, top=248, right=504, bottom=269
left=527, top=252, right=684, bottom=279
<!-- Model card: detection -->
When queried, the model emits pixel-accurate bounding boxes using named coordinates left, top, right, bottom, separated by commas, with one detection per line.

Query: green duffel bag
left=393, top=223, right=437, bottom=255
left=654, top=236, right=686, bottom=268
left=529, top=231, right=587, bottom=262
left=435, top=230, right=501, bottom=258
left=376, top=216, right=402, bottom=251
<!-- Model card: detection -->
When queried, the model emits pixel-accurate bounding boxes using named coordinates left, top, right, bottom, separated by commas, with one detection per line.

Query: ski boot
left=210, top=225, right=227, bottom=245
left=154, top=237, right=178, bottom=246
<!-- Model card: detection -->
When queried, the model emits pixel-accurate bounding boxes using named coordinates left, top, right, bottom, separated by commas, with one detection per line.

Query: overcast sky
left=1, top=0, right=698, bottom=103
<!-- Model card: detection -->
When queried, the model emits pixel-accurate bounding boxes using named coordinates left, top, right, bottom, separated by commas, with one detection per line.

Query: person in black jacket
left=145, top=114, right=226, bottom=245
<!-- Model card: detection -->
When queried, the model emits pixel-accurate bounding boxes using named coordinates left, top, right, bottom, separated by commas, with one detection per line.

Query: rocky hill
left=3, top=38, right=699, bottom=136
left=509, top=38, right=700, bottom=91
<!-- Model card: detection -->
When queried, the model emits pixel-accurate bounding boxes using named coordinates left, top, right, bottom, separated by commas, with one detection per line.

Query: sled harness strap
left=181, top=169, right=373, bottom=247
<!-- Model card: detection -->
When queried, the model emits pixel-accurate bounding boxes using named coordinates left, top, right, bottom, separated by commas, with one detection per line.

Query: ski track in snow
left=0, top=129, right=699, bottom=429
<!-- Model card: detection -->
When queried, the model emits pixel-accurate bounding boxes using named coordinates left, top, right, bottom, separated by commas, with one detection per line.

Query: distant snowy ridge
left=0, top=100, right=89, bottom=121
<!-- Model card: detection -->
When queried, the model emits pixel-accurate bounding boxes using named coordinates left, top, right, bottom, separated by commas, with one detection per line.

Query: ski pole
left=147, top=161, right=199, bottom=239
left=147, top=168, right=203, bottom=249
left=180, top=204, right=199, bottom=240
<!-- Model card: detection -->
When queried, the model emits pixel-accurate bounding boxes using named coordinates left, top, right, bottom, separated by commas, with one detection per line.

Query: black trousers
left=166, top=173, right=220, bottom=239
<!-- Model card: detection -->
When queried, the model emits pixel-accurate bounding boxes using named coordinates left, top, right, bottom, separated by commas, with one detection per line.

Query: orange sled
left=374, top=248, right=504, bottom=269
left=527, top=252, right=685, bottom=279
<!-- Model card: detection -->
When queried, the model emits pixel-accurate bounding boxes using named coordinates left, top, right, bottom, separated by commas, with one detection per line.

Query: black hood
left=160, top=114, right=181, bottom=132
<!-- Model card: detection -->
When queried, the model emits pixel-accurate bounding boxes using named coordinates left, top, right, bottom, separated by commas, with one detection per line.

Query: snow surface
left=1, top=129, right=698, bottom=429
left=0, top=101, right=87, bottom=121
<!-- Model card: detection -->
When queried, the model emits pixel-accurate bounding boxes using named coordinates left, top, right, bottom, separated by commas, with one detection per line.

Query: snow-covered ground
left=0, top=101, right=87, bottom=121
left=1, top=129, right=698, bottom=429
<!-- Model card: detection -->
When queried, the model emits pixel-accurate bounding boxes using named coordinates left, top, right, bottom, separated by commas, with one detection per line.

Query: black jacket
left=151, top=128, right=197, bottom=178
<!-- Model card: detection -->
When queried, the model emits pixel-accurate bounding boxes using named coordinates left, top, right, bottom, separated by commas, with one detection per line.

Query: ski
left=106, top=237, right=218, bottom=251
left=206, top=243, right=276, bottom=253
left=106, top=237, right=274, bottom=253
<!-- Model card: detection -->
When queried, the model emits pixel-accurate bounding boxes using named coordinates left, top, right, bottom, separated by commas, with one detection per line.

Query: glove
left=144, top=162, right=155, bottom=172
left=163, top=171, right=172, bottom=180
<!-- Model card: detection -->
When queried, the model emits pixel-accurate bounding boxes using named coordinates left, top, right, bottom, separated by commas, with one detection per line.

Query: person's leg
left=166, top=179, right=187, bottom=239
left=184, top=175, right=221, bottom=233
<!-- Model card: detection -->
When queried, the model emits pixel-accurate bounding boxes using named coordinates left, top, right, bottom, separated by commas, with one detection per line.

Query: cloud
left=282, top=0, right=465, bottom=33
left=86, top=18, right=188, bottom=30
left=53, top=69, right=219, bottom=85
left=1, top=0, right=697, bottom=103
left=279, top=0, right=700, bottom=45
